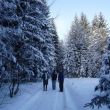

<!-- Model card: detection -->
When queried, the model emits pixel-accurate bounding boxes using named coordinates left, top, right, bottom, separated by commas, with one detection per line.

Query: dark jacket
left=51, top=73, right=57, bottom=81
left=58, top=73, right=64, bottom=82
left=42, top=73, right=49, bottom=84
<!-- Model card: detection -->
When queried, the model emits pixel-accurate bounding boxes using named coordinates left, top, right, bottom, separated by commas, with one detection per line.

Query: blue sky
left=47, top=0, right=110, bottom=40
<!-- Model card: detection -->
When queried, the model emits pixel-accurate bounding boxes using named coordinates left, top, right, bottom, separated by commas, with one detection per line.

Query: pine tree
left=40, top=0, right=56, bottom=75
left=89, top=12, right=109, bottom=77
left=85, top=37, right=110, bottom=109
left=64, top=15, right=89, bottom=77
left=15, top=0, right=56, bottom=80
left=49, top=18, right=64, bottom=74
left=0, top=0, right=23, bottom=80
left=49, top=18, right=59, bottom=72
left=16, top=0, right=48, bottom=80
left=0, top=0, right=24, bottom=97
left=57, top=40, right=64, bottom=74
left=0, top=0, right=57, bottom=97
left=64, top=16, right=79, bottom=77
left=80, top=13, right=90, bottom=31
left=92, top=13, right=108, bottom=46
left=79, top=13, right=91, bottom=77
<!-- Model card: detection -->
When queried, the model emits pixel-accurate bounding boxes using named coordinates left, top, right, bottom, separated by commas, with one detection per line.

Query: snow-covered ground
left=0, top=78, right=109, bottom=110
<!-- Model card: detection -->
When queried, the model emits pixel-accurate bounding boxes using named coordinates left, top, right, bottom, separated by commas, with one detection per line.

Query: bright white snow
left=0, top=78, right=109, bottom=110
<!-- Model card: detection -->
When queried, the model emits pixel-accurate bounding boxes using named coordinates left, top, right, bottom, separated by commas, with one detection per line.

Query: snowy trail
left=1, top=78, right=108, bottom=110
left=64, top=82, right=81, bottom=110
left=19, top=81, right=65, bottom=110
left=16, top=80, right=87, bottom=110
left=64, top=80, right=86, bottom=110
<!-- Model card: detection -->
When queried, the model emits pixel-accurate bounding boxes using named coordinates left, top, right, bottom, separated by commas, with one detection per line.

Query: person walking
left=42, top=73, right=49, bottom=91
left=51, top=70, right=57, bottom=90
left=58, top=73, right=64, bottom=92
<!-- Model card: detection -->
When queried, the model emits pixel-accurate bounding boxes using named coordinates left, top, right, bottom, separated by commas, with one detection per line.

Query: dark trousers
left=43, top=81, right=48, bottom=91
left=59, top=81, right=64, bottom=92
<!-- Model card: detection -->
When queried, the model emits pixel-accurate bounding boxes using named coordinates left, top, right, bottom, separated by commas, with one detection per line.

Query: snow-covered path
left=19, top=87, right=64, bottom=110
left=18, top=82, right=65, bottom=110
left=0, top=78, right=109, bottom=110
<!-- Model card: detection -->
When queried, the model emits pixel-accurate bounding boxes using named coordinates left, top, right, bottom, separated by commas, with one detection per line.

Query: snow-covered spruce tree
left=15, top=0, right=55, bottom=80
left=64, top=16, right=79, bottom=77
left=88, top=13, right=109, bottom=77
left=49, top=18, right=64, bottom=74
left=15, top=0, right=48, bottom=80
left=85, top=37, right=110, bottom=109
left=64, top=16, right=89, bottom=77
left=79, top=13, right=91, bottom=77
left=39, top=0, right=56, bottom=75
left=49, top=18, right=60, bottom=72
left=57, top=40, right=64, bottom=74
left=0, top=0, right=24, bottom=97
left=0, top=0, right=57, bottom=97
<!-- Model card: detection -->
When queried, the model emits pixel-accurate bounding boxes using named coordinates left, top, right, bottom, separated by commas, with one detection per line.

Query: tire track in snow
left=35, top=82, right=65, bottom=110
left=63, top=81, right=78, bottom=110
left=52, top=90, right=65, bottom=110
left=65, top=80, right=86, bottom=110
left=17, top=91, right=42, bottom=110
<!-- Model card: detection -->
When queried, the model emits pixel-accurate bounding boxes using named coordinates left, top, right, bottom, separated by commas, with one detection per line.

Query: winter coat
left=51, top=73, right=57, bottom=81
left=42, top=73, right=49, bottom=84
left=58, top=73, right=64, bottom=82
